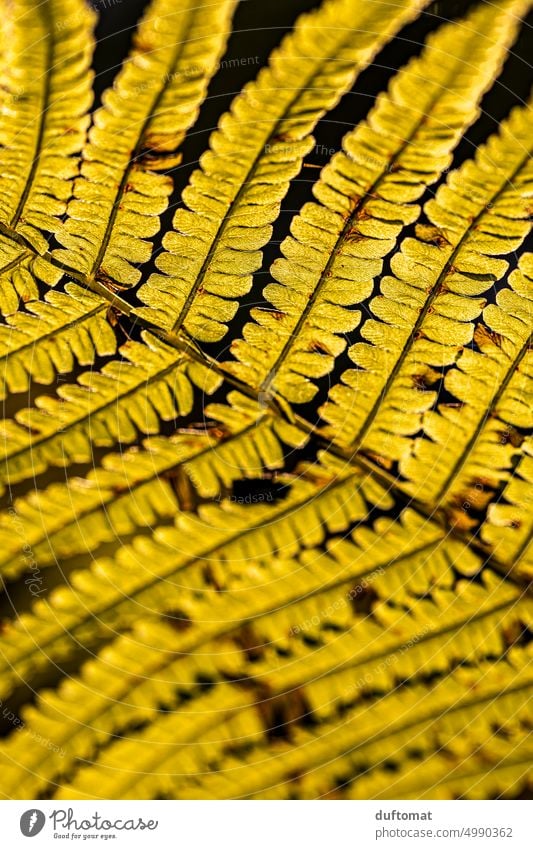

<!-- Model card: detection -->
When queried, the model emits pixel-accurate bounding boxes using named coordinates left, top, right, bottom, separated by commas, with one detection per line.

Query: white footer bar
left=1, top=800, right=531, bottom=848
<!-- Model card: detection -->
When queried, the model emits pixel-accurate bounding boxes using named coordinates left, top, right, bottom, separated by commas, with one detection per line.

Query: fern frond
left=50, top=573, right=531, bottom=798
left=0, top=461, right=388, bottom=699
left=179, top=392, right=307, bottom=497
left=322, top=100, right=533, bottom=473
left=0, top=332, right=220, bottom=488
left=0, top=0, right=96, bottom=254
left=0, top=620, right=245, bottom=799
left=5, top=505, right=524, bottom=798
left=53, top=686, right=255, bottom=801
left=0, top=392, right=306, bottom=580
left=137, top=0, right=428, bottom=340
left=400, top=253, right=533, bottom=515
left=226, top=0, right=528, bottom=403
left=0, top=0, right=531, bottom=803
left=52, top=0, right=237, bottom=287
left=0, top=284, right=116, bottom=399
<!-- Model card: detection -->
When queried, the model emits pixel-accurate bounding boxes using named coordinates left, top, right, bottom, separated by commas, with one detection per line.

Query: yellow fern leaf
left=0, top=0, right=96, bottom=254
left=52, top=0, right=237, bottom=286
left=0, top=284, right=116, bottom=398
left=0, top=460, right=388, bottom=699
left=0, top=332, right=221, bottom=488
left=323, top=100, right=533, bottom=474
left=481, top=436, right=533, bottom=579
left=226, top=0, right=528, bottom=403
left=0, top=393, right=305, bottom=580
left=0, top=237, right=63, bottom=315
left=137, top=0, right=428, bottom=340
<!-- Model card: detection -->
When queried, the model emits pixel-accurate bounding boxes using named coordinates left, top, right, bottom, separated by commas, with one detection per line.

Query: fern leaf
left=0, top=333, right=221, bottom=488
left=52, top=0, right=237, bottom=286
left=137, top=0, right=428, bottom=340
left=400, top=253, right=533, bottom=515
left=2, top=477, right=529, bottom=798
left=0, top=620, right=242, bottom=799
left=0, top=393, right=306, bottom=580
left=54, top=687, right=254, bottom=800
left=0, top=461, right=388, bottom=699
left=227, top=0, right=528, bottom=403
left=1, top=506, right=512, bottom=798
left=0, top=0, right=96, bottom=254
left=0, top=0, right=531, bottom=803
left=0, top=284, right=116, bottom=399
left=49, top=566, right=530, bottom=798
left=323, top=100, right=533, bottom=472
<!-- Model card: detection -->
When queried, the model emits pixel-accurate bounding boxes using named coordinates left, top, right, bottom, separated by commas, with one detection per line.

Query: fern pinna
left=0, top=0, right=531, bottom=800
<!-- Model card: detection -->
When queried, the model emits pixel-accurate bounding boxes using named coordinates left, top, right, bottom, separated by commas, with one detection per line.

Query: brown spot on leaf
left=415, top=224, right=451, bottom=248
left=348, top=583, right=378, bottom=616
left=256, top=688, right=312, bottom=741
left=235, top=624, right=264, bottom=663
left=474, top=323, right=504, bottom=350
left=161, top=608, right=192, bottom=632
left=309, top=339, right=331, bottom=355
